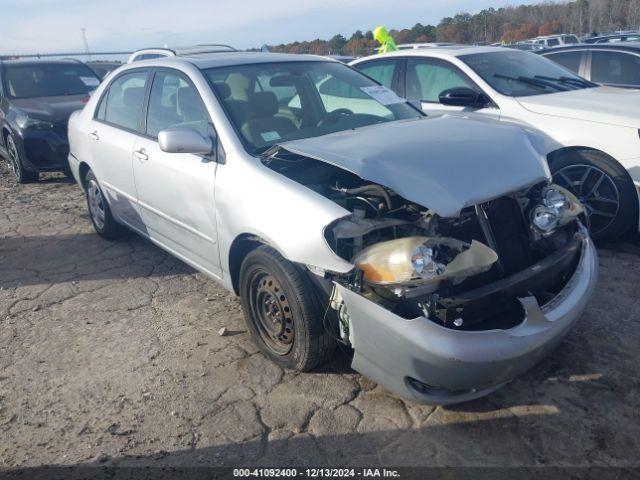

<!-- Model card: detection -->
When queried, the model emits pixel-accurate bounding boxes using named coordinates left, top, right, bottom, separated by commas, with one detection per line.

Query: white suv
left=352, top=46, right=640, bottom=241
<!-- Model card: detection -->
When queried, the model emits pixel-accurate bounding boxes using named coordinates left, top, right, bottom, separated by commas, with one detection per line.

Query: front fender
left=215, top=156, right=355, bottom=282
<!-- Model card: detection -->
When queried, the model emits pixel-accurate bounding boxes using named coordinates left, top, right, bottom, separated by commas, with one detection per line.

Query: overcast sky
left=1, top=0, right=529, bottom=55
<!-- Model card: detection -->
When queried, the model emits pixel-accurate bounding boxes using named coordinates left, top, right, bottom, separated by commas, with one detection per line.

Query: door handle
left=134, top=149, right=148, bottom=161
left=88, top=131, right=99, bottom=141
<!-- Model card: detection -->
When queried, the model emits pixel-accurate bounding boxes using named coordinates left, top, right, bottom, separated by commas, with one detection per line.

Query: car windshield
left=4, top=63, right=100, bottom=99
left=461, top=50, right=596, bottom=97
left=203, top=61, right=422, bottom=154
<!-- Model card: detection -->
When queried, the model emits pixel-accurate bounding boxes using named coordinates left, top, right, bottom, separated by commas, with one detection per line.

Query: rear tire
left=5, top=133, right=38, bottom=184
left=85, top=170, right=126, bottom=240
left=239, top=245, right=336, bottom=371
left=549, top=149, right=636, bottom=242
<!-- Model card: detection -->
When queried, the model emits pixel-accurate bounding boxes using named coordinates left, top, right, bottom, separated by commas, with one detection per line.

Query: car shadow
left=1, top=379, right=636, bottom=478
left=0, top=232, right=194, bottom=289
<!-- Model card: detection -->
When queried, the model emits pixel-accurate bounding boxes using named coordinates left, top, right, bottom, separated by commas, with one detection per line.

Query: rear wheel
left=5, top=133, right=38, bottom=183
left=550, top=150, right=636, bottom=242
left=85, top=170, right=126, bottom=240
left=239, top=245, right=336, bottom=371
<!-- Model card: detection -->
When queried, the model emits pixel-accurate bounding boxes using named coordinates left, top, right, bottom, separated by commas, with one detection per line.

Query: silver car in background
left=67, top=52, right=597, bottom=404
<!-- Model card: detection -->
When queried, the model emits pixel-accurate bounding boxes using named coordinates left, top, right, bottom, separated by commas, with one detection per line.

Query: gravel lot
left=1, top=164, right=639, bottom=472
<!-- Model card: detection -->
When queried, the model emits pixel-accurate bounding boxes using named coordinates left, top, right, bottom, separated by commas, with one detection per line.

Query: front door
left=132, top=69, right=221, bottom=277
left=404, top=57, right=499, bottom=119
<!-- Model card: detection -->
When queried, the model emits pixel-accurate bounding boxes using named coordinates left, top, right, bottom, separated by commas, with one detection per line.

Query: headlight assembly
left=531, top=184, right=584, bottom=234
left=352, top=236, right=498, bottom=288
left=16, top=114, right=53, bottom=130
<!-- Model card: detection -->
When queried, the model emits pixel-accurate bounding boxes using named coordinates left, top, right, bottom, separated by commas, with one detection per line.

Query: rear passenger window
left=146, top=71, right=214, bottom=138
left=591, top=51, right=640, bottom=86
left=356, top=60, right=399, bottom=89
left=545, top=51, right=583, bottom=75
left=101, top=71, right=148, bottom=131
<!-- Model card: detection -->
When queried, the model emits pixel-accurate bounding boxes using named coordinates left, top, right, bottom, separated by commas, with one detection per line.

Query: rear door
left=89, top=68, right=150, bottom=229
left=132, top=68, right=221, bottom=277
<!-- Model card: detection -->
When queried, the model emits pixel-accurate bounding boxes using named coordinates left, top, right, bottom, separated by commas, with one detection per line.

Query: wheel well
left=547, top=146, right=636, bottom=183
left=78, top=162, right=91, bottom=190
left=548, top=146, right=613, bottom=167
left=228, top=234, right=265, bottom=295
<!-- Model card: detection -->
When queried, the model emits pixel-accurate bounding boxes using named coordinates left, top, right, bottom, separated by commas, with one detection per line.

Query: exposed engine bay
left=263, top=147, right=585, bottom=337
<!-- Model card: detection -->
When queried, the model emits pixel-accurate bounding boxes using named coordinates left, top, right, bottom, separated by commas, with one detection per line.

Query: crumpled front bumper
left=338, top=229, right=598, bottom=405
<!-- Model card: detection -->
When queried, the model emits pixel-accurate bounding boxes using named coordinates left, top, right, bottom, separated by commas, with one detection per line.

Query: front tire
left=85, top=170, right=126, bottom=240
left=239, top=245, right=336, bottom=371
left=5, top=133, right=38, bottom=184
left=550, top=149, right=636, bottom=242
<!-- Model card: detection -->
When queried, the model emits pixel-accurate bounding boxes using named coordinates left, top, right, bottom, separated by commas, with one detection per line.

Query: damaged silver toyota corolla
left=68, top=53, right=598, bottom=405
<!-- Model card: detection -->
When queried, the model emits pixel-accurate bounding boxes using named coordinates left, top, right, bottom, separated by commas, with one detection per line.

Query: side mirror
left=438, top=87, right=490, bottom=108
left=158, top=127, right=213, bottom=155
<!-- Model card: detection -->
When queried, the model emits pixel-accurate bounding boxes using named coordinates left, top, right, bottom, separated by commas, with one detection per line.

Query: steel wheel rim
left=248, top=270, right=294, bottom=356
left=87, top=179, right=106, bottom=230
left=6, top=135, right=20, bottom=178
left=553, top=164, right=620, bottom=237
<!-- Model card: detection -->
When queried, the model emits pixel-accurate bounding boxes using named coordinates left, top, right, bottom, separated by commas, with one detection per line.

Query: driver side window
left=406, top=58, right=475, bottom=103
left=146, top=71, right=214, bottom=139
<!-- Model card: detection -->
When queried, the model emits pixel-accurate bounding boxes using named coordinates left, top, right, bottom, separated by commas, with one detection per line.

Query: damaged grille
left=442, top=196, right=532, bottom=280
left=481, top=196, right=532, bottom=276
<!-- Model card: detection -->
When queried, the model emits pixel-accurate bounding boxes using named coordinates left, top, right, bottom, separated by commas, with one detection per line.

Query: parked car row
left=1, top=45, right=636, bottom=405
left=539, top=42, right=640, bottom=89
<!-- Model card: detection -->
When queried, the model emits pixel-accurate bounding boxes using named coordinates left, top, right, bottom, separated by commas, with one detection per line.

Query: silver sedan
left=67, top=52, right=597, bottom=404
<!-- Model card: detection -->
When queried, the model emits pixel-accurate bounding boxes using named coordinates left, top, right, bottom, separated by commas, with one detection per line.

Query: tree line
left=266, top=0, right=640, bottom=55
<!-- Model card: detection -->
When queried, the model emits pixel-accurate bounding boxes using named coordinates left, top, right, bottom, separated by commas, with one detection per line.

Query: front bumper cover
left=338, top=228, right=598, bottom=405
left=17, top=125, right=69, bottom=172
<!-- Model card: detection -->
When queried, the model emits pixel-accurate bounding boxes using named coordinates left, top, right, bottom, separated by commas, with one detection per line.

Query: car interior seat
left=214, top=82, right=250, bottom=130
left=240, top=91, right=297, bottom=147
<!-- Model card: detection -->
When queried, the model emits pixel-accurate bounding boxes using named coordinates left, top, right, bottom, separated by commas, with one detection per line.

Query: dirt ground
left=1, top=164, right=639, bottom=473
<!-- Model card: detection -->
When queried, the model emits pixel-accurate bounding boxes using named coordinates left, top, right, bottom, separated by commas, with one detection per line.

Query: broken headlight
left=352, top=236, right=498, bottom=288
left=531, top=184, right=584, bottom=234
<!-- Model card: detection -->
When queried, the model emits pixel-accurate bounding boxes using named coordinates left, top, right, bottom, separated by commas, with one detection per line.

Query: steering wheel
left=317, top=108, right=354, bottom=126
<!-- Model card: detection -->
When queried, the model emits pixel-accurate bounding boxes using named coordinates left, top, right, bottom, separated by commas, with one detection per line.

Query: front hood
left=517, top=87, right=640, bottom=128
left=12, top=95, right=88, bottom=124
left=276, top=116, right=550, bottom=218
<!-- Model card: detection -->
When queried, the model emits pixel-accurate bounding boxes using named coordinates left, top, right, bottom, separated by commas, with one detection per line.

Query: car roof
left=131, top=51, right=336, bottom=70
left=586, top=33, right=640, bottom=41
left=131, top=44, right=238, bottom=57
left=0, top=58, right=89, bottom=66
left=352, top=45, right=513, bottom=63
left=538, top=42, right=640, bottom=54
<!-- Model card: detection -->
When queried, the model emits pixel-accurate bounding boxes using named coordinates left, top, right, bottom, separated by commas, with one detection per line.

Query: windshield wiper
left=534, top=75, right=594, bottom=89
left=494, top=74, right=568, bottom=92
